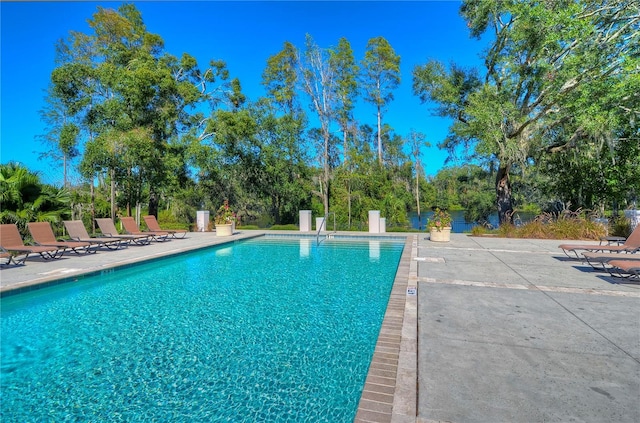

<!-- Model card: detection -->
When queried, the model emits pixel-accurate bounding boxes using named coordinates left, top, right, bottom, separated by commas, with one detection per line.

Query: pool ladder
left=316, top=212, right=337, bottom=246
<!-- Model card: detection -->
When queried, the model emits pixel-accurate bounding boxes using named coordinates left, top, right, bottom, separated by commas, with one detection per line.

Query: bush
left=472, top=210, right=607, bottom=240
left=609, top=216, right=633, bottom=238
left=385, top=226, right=414, bottom=233
left=152, top=210, right=190, bottom=231
left=269, top=224, right=299, bottom=231
left=471, top=225, right=492, bottom=236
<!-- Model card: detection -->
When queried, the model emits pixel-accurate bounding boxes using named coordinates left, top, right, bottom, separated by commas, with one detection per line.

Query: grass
left=268, top=224, right=299, bottom=231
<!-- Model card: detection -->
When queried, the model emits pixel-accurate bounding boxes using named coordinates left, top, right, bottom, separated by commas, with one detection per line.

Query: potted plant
left=214, top=199, right=236, bottom=236
left=427, top=207, right=452, bottom=242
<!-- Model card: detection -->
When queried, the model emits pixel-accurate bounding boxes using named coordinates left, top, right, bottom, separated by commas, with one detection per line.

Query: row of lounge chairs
left=558, top=225, right=640, bottom=279
left=0, top=216, right=186, bottom=266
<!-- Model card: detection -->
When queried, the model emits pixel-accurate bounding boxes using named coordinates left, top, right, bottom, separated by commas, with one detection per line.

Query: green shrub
left=269, top=224, right=299, bottom=231
left=471, top=225, right=491, bottom=236
left=609, top=216, right=632, bottom=238
left=386, top=226, right=416, bottom=233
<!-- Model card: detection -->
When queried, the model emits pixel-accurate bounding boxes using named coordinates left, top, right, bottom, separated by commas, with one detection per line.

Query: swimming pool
left=1, top=236, right=404, bottom=422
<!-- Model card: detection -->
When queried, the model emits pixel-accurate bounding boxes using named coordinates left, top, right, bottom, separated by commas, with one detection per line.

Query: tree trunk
left=323, top=132, right=330, bottom=217
left=126, top=168, right=131, bottom=217
left=496, top=165, right=513, bottom=224
left=91, top=182, right=95, bottom=233
left=377, top=104, right=383, bottom=164
left=110, top=168, right=116, bottom=220
left=416, top=171, right=421, bottom=228
left=343, top=129, right=348, bottom=166
left=63, top=154, right=68, bottom=188
left=323, top=176, right=329, bottom=218
left=347, top=179, right=352, bottom=230
left=148, top=189, right=158, bottom=219
left=273, top=194, right=281, bottom=225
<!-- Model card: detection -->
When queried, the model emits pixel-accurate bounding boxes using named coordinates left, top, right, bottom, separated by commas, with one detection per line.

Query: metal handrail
left=316, top=212, right=336, bottom=246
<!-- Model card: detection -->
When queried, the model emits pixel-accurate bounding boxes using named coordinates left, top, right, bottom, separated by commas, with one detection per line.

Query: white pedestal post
left=369, top=210, right=380, bottom=233
left=316, top=217, right=326, bottom=232
left=196, top=210, right=210, bottom=232
left=299, top=210, right=312, bottom=232
left=380, top=218, right=386, bottom=233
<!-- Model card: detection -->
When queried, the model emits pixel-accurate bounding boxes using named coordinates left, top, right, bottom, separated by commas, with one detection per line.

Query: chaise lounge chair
left=581, top=251, right=640, bottom=270
left=143, top=215, right=188, bottom=239
left=27, top=222, right=96, bottom=255
left=0, top=248, right=11, bottom=265
left=606, top=259, right=640, bottom=279
left=120, top=216, right=170, bottom=242
left=95, top=218, right=152, bottom=246
left=0, top=223, right=65, bottom=261
left=0, top=246, right=27, bottom=266
left=559, top=225, right=640, bottom=258
left=63, top=220, right=127, bottom=250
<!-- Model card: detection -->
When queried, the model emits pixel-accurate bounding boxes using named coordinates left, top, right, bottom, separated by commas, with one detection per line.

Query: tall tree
left=330, top=37, right=359, bottom=163
left=38, top=88, right=81, bottom=187
left=408, top=129, right=430, bottom=227
left=261, top=42, right=310, bottom=224
left=413, top=0, right=639, bottom=223
left=360, top=36, right=400, bottom=164
left=262, top=41, right=301, bottom=117
left=253, top=101, right=311, bottom=224
left=299, top=34, right=338, bottom=217
left=46, top=4, right=226, bottom=218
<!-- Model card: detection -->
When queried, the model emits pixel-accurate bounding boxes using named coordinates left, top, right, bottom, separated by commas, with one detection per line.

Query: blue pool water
left=1, top=237, right=404, bottom=422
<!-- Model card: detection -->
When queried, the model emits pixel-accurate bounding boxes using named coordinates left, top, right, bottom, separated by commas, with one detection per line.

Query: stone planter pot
left=429, top=226, right=451, bottom=242
left=216, top=223, right=233, bottom=237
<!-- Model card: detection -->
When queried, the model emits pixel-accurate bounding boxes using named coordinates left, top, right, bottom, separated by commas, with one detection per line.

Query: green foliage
left=330, top=37, right=359, bottom=152
left=413, top=1, right=639, bottom=223
left=427, top=208, right=452, bottom=230
left=0, top=162, right=71, bottom=236
left=25, top=3, right=634, bottom=235
left=269, top=224, right=299, bottom=231
left=361, top=36, right=401, bottom=164
left=539, top=132, right=640, bottom=213
left=262, top=41, right=300, bottom=115
left=156, top=209, right=190, bottom=231
left=430, top=164, right=500, bottom=215
left=361, top=36, right=401, bottom=108
left=47, top=3, right=227, bottom=218
left=384, top=226, right=415, bottom=233
left=214, top=200, right=236, bottom=225
left=609, top=216, right=633, bottom=238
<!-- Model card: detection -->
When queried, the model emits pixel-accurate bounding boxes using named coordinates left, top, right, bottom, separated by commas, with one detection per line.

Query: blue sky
left=1, top=1, right=487, bottom=185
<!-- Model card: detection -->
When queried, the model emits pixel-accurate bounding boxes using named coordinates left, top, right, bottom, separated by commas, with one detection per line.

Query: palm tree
left=0, top=162, right=71, bottom=236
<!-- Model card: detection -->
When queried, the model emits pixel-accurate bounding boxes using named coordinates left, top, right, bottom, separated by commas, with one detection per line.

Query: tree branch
left=545, top=128, right=587, bottom=153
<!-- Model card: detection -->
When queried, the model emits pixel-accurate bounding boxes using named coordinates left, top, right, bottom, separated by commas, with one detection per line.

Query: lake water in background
left=409, top=211, right=536, bottom=233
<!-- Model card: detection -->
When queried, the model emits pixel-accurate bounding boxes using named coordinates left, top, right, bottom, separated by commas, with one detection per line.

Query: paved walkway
left=416, top=234, right=640, bottom=423
left=0, top=231, right=262, bottom=293
left=2, top=231, right=639, bottom=422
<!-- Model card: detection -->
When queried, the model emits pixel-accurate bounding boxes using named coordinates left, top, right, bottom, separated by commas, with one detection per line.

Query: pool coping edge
left=355, top=235, right=417, bottom=423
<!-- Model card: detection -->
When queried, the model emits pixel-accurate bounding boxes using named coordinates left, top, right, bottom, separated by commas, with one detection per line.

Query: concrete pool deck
left=415, top=234, right=639, bottom=423
left=1, top=230, right=639, bottom=422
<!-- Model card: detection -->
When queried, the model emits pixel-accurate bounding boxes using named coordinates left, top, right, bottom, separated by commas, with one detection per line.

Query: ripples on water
left=1, top=237, right=404, bottom=422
